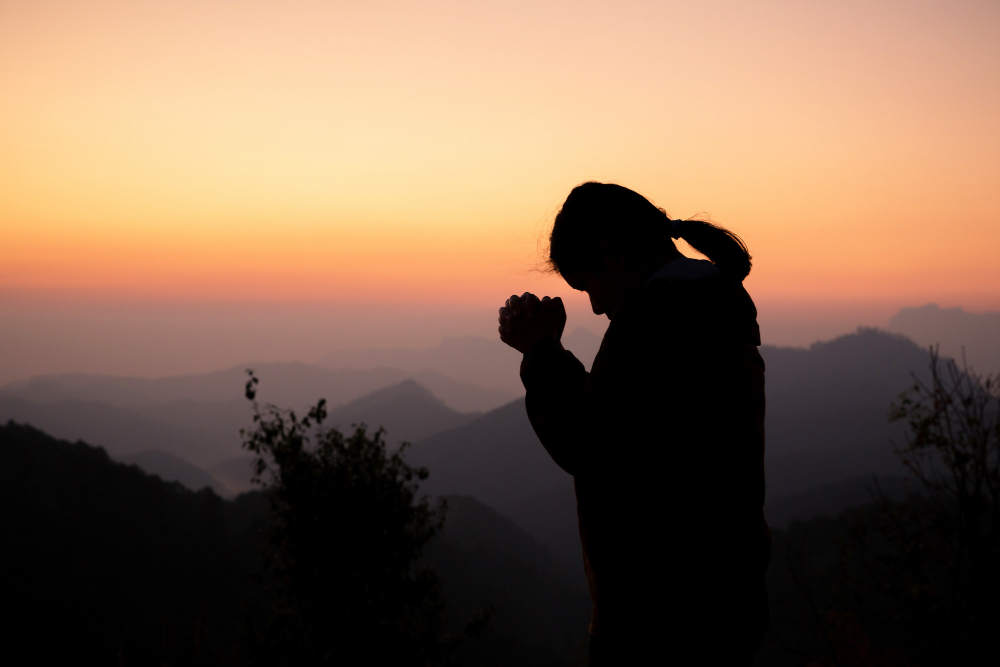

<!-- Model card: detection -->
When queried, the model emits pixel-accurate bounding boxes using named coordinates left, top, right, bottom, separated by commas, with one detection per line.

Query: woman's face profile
left=563, top=269, right=620, bottom=318
left=563, top=252, right=661, bottom=319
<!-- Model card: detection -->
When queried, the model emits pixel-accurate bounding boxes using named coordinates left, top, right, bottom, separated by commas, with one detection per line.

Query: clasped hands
left=498, top=292, right=567, bottom=354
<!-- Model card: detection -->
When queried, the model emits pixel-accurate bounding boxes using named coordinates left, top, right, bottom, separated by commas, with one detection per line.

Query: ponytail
left=670, top=219, right=752, bottom=280
left=549, top=182, right=753, bottom=281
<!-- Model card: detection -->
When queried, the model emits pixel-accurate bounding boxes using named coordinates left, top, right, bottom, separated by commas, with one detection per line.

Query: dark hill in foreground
left=0, top=421, right=588, bottom=666
left=427, top=495, right=590, bottom=665
left=0, top=421, right=263, bottom=664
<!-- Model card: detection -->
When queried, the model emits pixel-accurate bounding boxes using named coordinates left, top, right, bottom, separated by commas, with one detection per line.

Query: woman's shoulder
left=624, top=273, right=761, bottom=345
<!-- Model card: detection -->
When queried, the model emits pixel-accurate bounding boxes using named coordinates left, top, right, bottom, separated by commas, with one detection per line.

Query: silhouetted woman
left=498, top=182, right=769, bottom=664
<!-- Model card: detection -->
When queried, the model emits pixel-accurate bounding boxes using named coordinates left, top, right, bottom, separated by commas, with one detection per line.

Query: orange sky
left=1, top=0, right=998, bottom=379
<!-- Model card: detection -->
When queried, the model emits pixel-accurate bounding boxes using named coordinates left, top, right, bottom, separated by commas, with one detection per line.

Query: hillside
left=0, top=421, right=591, bottom=665
left=0, top=421, right=265, bottom=664
left=0, top=396, right=239, bottom=468
left=408, top=398, right=571, bottom=509
left=426, top=495, right=590, bottom=666
left=119, top=448, right=232, bottom=496
left=498, top=482, right=580, bottom=569
left=760, top=328, right=926, bottom=496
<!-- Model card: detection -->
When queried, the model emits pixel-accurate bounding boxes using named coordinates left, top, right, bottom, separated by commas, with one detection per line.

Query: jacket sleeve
left=519, top=338, right=590, bottom=474
left=519, top=321, right=639, bottom=476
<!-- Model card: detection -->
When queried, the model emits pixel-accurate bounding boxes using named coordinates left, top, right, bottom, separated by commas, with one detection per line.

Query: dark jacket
left=520, top=274, right=770, bottom=654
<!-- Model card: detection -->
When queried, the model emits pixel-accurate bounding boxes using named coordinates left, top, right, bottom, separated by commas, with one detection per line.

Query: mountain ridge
left=0, top=363, right=517, bottom=414
left=0, top=379, right=484, bottom=493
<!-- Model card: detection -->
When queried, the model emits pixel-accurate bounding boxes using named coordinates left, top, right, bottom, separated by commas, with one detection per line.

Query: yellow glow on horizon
left=2, top=0, right=998, bottom=309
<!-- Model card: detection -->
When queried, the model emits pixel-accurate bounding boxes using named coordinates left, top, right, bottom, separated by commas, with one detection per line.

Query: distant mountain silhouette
left=0, top=396, right=238, bottom=468
left=0, top=362, right=517, bottom=414
left=0, top=421, right=589, bottom=665
left=762, top=327, right=931, bottom=400
left=409, top=369, right=518, bottom=413
left=129, top=397, right=252, bottom=462
left=887, top=303, right=1000, bottom=374
left=326, top=379, right=478, bottom=442
left=407, top=398, right=570, bottom=509
left=209, top=455, right=259, bottom=497
left=319, top=336, right=525, bottom=394
left=0, top=378, right=484, bottom=495
left=119, top=448, right=231, bottom=495
left=0, top=363, right=405, bottom=408
left=317, top=329, right=605, bottom=396
left=760, top=328, right=928, bottom=496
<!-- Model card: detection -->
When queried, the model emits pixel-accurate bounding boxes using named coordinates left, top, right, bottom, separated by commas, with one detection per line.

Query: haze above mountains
left=886, top=303, right=1000, bottom=375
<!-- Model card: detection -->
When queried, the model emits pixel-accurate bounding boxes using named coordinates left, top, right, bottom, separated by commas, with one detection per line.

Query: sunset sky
left=1, top=0, right=998, bottom=381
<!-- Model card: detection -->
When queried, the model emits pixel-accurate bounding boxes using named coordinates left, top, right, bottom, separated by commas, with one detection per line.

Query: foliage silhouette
left=240, top=370, right=452, bottom=666
left=831, top=348, right=999, bottom=664
left=760, top=348, right=1000, bottom=666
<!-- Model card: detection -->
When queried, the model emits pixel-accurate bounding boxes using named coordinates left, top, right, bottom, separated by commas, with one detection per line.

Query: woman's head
left=548, top=182, right=752, bottom=315
left=549, top=183, right=669, bottom=277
